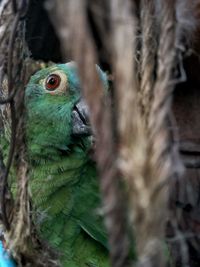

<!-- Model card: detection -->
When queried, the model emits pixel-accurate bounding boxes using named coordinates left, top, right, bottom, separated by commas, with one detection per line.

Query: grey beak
left=72, top=99, right=92, bottom=136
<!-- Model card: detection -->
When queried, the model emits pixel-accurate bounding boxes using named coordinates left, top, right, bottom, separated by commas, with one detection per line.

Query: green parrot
left=24, top=62, right=109, bottom=267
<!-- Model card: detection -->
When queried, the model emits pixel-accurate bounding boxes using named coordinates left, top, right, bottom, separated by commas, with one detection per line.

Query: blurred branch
left=47, top=1, right=197, bottom=267
left=46, top=1, right=130, bottom=267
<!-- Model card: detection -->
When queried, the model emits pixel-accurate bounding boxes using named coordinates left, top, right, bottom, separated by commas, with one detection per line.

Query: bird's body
left=24, top=63, right=109, bottom=267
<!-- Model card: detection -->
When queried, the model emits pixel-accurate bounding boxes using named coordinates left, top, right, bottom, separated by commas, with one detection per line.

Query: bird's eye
left=45, top=74, right=61, bottom=91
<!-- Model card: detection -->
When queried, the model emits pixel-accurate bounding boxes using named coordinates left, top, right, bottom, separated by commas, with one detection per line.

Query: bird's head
left=25, top=62, right=108, bottom=158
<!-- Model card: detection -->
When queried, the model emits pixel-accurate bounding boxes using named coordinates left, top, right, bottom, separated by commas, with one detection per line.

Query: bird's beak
left=72, top=99, right=92, bottom=136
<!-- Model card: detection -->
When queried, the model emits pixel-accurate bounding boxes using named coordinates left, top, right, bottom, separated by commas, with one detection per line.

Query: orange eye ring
left=45, top=74, right=61, bottom=91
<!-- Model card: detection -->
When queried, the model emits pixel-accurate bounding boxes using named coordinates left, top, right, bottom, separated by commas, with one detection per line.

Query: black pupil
left=49, top=77, right=56, bottom=85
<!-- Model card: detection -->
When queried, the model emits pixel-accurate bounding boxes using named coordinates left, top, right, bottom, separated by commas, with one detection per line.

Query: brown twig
left=1, top=10, right=21, bottom=230
left=139, top=0, right=157, bottom=124
left=0, top=0, right=28, bottom=230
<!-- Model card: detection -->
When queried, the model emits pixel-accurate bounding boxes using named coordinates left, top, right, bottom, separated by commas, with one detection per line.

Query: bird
left=24, top=62, right=109, bottom=267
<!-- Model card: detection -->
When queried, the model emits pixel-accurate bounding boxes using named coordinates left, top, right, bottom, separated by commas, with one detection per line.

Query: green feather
left=25, top=62, right=109, bottom=266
